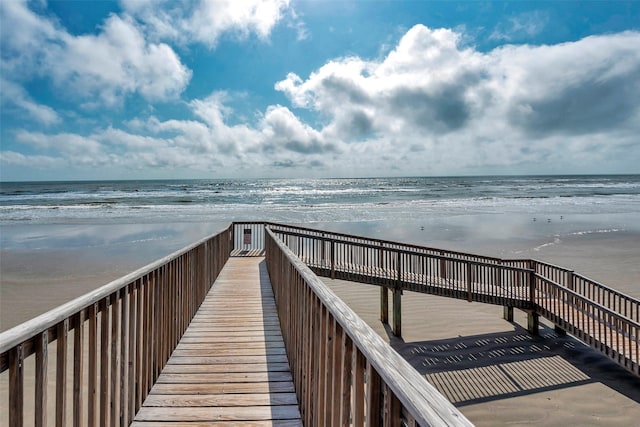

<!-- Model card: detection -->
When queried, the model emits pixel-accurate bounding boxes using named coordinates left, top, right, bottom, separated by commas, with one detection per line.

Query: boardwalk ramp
left=132, top=256, right=302, bottom=426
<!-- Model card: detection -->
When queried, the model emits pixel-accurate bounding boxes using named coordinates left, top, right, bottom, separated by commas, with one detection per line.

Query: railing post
left=393, top=251, right=402, bottom=337
left=9, top=344, right=24, bottom=427
left=567, top=270, right=575, bottom=291
left=330, top=240, right=335, bottom=280
left=466, top=263, right=472, bottom=302
left=528, top=261, right=539, bottom=335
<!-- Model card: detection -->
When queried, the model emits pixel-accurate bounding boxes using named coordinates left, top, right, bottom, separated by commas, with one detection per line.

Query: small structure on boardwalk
left=1, top=222, right=638, bottom=426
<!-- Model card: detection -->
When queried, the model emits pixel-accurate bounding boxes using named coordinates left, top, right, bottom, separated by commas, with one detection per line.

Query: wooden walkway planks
left=131, top=257, right=302, bottom=426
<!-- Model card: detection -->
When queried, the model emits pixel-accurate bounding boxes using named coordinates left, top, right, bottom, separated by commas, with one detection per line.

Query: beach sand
left=319, top=231, right=640, bottom=426
left=321, top=277, right=640, bottom=426
left=1, top=225, right=638, bottom=425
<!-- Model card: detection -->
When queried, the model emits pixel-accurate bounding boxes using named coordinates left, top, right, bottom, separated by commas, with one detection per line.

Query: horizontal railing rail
left=265, top=227, right=473, bottom=427
left=0, top=224, right=232, bottom=427
left=270, top=223, right=504, bottom=265
left=270, top=227, right=534, bottom=308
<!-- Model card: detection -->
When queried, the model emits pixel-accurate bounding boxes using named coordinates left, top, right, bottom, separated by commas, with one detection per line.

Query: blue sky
left=1, top=1, right=639, bottom=181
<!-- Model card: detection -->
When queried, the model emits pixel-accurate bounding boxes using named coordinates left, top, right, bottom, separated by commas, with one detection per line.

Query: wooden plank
left=141, top=393, right=299, bottom=407
left=156, top=371, right=293, bottom=383
left=172, top=346, right=286, bottom=356
left=131, top=420, right=301, bottom=427
left=161, top=363, right=292, bottom=373
left=135, top=405, right=301, bottom=422
left=149, top=381, right=295, bottom=395
left=167, top=354, right=290, bottom=365
left=178, top=335, right=284, bottom=343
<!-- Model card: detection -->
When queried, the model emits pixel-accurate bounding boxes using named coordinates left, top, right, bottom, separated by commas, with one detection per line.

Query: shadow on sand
left=383, top=322, right=640, bottom=407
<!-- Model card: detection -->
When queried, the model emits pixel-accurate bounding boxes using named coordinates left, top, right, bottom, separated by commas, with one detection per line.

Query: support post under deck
left=393, top=288, right=402, bottom=337
left=503, top=306, right=514, bottom=322
left=527, top=312, right=539, bottom=335
left=380, top=287, right=388, bottom=324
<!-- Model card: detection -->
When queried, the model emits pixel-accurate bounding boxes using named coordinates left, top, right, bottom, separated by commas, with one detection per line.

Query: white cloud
left=16, top=131, right=104, bottom=157
left=3, top=89, right=341, bottom=174
left=49, top=14, right=191, bottom=105
left=0, top=150, right=62, bottom=168
left=490, top=11, right=549, bottom=42
left=1, top=2, right=191, bottom=106
left=120, top=0, right=293, bottom=47
left=275, top=25, right=640, bottom=175
left=0, top=78, right=61, bottom=125
left=3, top=21, right=639, bottom=178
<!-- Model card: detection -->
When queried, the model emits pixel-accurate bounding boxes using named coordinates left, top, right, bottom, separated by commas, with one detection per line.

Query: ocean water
left=1, top=175, right=639, bottom=256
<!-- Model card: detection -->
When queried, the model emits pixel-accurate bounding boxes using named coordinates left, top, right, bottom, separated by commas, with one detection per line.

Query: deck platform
left=132, top=256, right=302, bottom=426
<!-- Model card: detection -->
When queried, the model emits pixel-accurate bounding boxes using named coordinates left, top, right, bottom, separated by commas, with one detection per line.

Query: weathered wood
left=162, top=362, right=292, bottom=373
left=142, top=393, right=299, bottom=407
left=267, top=227, right=475, bottom=427
left=100, top=299, right=109, bottom=427
left=353, top=350, right=366, bottom=426
left=73, top=311, right=85, bottom=427
left=135, top=405, right=301, bottom=422
left=149, top=381, right=295, bottom=394
left=4, top=220, right=639, bottom=427
left=366, top=362, right=382, bottom=427
left=380, top=287, right=389, bottom=324
left=9, top=344, right=24, bottom=427
left=393, top=288, right=402, bottom=337
left=131, top=421, right=301, bottom=427
left=88, top=304, right=97, bottom=427
left=503, top=306, right=514, bottom=322
left=133, top=257, right=301, bottom=425
left=35, top=331, right=48, bottom=427
left=56, top=319, right=68, bottom=427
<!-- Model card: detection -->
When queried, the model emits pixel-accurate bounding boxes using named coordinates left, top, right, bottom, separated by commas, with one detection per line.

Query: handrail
left=265, top=227, right=473, bottom=426
left=272, top=228, right=530, bottom=271
left=1, top=224, right=232, bottom=427
left=271, top=226, right=535, bottom=309
left=270, top=222, right=504, bottom=263
left=535, top=274, right=639, bottom=375
left=268, top=224, right=639, bottom=377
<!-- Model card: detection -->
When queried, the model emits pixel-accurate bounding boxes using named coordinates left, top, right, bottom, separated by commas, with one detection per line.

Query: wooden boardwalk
left=132, top=256, right=302, bottom=426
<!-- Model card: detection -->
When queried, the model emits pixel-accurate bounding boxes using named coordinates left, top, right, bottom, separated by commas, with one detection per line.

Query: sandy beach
left=1, top=220, right=638, bottom=426
left=322, top=266, right=640, bottom=425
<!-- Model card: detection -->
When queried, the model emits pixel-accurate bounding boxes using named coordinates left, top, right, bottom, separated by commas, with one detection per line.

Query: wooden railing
left=0, top=225, right=232, bottom=427
left=2, top=220, right=637, bottom=427
left=535, top=274, right=639, bottom=375
left=267, top=223, right=639, bottom=377
left=269, top=225, right=534, bottom=309
left=529, top=260, right=640, bottom=323
left=265, top=227, right=473, bottom=426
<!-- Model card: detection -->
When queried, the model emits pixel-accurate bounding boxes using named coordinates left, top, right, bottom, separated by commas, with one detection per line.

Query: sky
left=1, top=1, right=639, bottom=181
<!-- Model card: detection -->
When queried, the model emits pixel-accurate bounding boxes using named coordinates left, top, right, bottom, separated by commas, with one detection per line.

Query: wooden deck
left=131, top=256, right=302, bottom=426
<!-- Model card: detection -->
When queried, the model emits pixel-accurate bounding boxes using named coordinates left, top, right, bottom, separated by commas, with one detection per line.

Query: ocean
left=1, top=175, right=639, bottom=254
left=2, top=175, right=640, bottom=329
